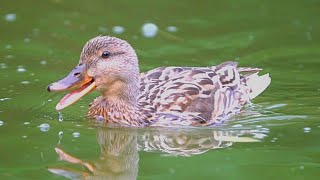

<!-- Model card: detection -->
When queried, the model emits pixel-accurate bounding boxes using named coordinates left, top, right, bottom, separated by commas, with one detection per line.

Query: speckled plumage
left=51, top=36, right=271, bottom=127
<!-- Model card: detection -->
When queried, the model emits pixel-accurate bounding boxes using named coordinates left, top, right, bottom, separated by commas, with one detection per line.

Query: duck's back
left=138, top=61, right=271, bottom=126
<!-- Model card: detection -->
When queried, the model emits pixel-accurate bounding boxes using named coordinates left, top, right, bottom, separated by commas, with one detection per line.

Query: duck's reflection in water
left=48, top=127, right=264, bottom=179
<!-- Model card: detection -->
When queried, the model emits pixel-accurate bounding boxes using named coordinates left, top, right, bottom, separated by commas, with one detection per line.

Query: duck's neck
left=87, top=79, right=148, bottom=126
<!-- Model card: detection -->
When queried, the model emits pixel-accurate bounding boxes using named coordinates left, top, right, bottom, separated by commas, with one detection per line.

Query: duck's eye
left=101, top=51, right=110, bottom=58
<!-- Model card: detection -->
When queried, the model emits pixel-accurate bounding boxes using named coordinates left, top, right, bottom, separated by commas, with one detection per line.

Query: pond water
left=1, top=0, right=320, bottom=179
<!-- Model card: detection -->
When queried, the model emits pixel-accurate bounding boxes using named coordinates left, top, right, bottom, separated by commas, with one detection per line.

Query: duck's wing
left=139, top=61, right=270, bottom=126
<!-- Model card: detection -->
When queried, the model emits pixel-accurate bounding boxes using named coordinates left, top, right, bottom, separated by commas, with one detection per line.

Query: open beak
left=47, top=64, right=96, bottom=111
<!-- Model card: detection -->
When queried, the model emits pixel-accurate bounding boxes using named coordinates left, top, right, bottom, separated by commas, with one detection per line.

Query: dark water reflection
left=48, top=127, right=264, bottom=179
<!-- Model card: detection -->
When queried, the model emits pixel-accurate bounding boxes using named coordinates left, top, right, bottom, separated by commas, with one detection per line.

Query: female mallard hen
left=47, top=36, right=271, bottom=127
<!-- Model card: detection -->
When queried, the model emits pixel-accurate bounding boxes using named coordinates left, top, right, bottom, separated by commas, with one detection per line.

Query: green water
left=1, top=0, right=320, bottom=179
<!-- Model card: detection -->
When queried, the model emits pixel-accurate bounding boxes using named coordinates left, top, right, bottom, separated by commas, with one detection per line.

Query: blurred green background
left=0, top=0, right=320, bottom=179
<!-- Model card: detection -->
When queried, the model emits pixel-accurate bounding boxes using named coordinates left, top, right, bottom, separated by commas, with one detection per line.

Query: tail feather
left=246, top=73, right=271, bottom=99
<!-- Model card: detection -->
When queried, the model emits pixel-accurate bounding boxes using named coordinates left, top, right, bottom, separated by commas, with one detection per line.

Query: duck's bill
left=47, top=64, right=96, bottom=111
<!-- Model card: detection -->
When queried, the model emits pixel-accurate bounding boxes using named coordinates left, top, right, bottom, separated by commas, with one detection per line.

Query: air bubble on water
left=72, top=132, right=80, bottom=138
left=5, top=13, right=16, bottom=22
left=142, top=23, right=158, bottom=38
left=167, top=26, right=177, bottom=32
left=38, top=123, right=50, bottom=132
left=112, top=26, right=125, bottom=34
left=17, top=66, right=26, bottom=73
left=58, top=111, right=63, bottom=122
left=303, top=127, right=311, bottom=133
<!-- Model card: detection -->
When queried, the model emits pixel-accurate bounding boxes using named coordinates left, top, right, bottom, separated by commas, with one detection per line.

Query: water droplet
left=299, top=165, right=304, bottom=170
left=72, top=132, right=80, bottom=138
left=40, top=60, right=47, bottom=65
left=256, top=125, right=263, bottom=128
left=0, top=120, right=4, bottom=126
left=21, top=81, right=30, bottom=85
left=270, top=137, right=278, bottom=143
left=48, top=99, right=52, bottom=102
left=6, top=55, right=14, bottom=59
left=303, top=127, right=311, bottom=133
left=167, top=26, right=177, bottom=32
left=22, top=135, right=27, bottom=138
left=142, top=23, right=158, bottom=38
left=0, top=63, right=7, bottom=69
left=266, top=104, right=287, bottom=109
left=64, top=20, right=71, bottom=26
left=249, top=34, right=255, bottom=40
left=98, top=26, right=108, bottom=33
left=252, top=133, right=267, bottom=139
left=58, top=131, right=63, bottom=138
left=58, top=112, right=63, bottom=122
left=5, top=13, right=16, bottom=22
left=58, top=131, right=63, bottom=144
left=5, top=44, right=12, bottom=49
left=112, top=26, right=125, bottom=34
left=0, top=98, right=11, bottom=101
left=32, top=28, right=39, bottom=36
left=232, top=124, right=242, bottom=128
left=17, top=66, right=26, bottom=73
left=23, top=122, right=30, bottom=125
left=24, top=38, right=31, bottom=43
left=38, top=123, right=50, bottom=132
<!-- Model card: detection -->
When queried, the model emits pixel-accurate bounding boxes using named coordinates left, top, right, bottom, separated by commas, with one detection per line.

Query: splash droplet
left=0, top=120, right=4, bottom=126
left=38, top=123, right=50, bottom=132
left=5, top=13, right=16, bottom=22
left=21, top=81, right=30, bottom=85
left=58, top=111, right=63, bottom=122
left=167, top=26, right=177, bottom=32
left=142, top=23, right=158, bottom=38
left=40, top=60, right=47, bottom=65
left=98, top=26, right=108, bottom=33
left=17, top=66, right=26, bottom=73
left=304, top=127, right=311, bottom=133
left=232, top=124, right=242, bottom=128
left=72, top=132, right=80, bottom=138
left=58, top=131, right=63, bottom=144
left=112, top=26, right=125, bottom=34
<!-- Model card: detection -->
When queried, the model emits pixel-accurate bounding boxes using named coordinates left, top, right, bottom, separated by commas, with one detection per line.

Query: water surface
left=1, top=0, right=320, bottom=179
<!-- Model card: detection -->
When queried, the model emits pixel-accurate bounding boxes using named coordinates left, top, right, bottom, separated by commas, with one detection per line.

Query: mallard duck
left=47, top=36, right=271, bottom=127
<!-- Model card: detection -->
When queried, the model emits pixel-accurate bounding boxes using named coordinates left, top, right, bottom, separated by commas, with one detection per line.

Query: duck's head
left=47, top=36, right=140, bottom=111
